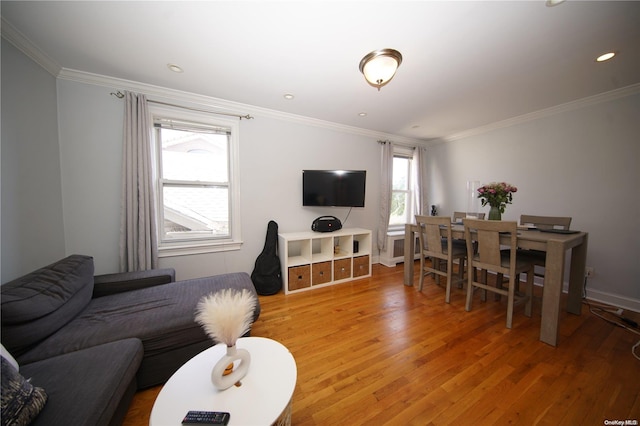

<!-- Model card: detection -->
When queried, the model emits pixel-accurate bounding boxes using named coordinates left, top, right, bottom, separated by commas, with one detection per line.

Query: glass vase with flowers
left=477, top=182, right=518, bottom=220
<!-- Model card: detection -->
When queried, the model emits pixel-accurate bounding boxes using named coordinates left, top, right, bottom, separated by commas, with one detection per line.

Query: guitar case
left=251, top=220, right=282, bottom=295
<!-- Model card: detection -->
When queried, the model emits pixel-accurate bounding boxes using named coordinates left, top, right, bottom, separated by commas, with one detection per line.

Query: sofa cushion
left=93, top=268, right=176, bottom=298
left=1, top=356, right=48, bottom=426
left=20, top=339, right=144, bottom=426
left=17, top=272, right=260, bottom=387
left=1, top=255, right=95, bottom=357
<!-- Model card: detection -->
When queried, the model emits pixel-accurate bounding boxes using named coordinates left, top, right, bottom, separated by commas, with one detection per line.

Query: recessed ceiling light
left=545, top=0, right=566, bottom=7
left=283, top=94, right=295, bottom=100
left=596, top=52, right=616, bottom=62
left=167, top=63, right=183, bottom=73
left=359, top=112, right=367, bottom=117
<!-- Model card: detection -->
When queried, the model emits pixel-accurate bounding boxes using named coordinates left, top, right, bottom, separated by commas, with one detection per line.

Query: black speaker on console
left=353, top=240, right=359, bottom=253
left=311, top=216, right=342, bottom=232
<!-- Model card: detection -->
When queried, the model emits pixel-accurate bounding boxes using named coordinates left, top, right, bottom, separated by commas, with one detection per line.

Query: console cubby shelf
left=278, top=228, right=372, bottom=294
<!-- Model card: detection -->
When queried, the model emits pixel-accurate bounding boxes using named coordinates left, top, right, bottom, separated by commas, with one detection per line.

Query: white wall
left=56, top=79, right=124, bottom=275
left=1, top=40, right=66, bottom=282
left=56, top=79, right=384, bottom=279
left=427, top=92, right=640, bottom=308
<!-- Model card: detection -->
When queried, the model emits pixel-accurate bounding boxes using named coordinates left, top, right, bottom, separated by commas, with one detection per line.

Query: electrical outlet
left=585, top=266, right=594, bottom=278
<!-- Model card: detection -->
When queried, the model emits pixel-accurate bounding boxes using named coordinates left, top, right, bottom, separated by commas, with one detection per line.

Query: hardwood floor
left=123, top=263, right=640, bottom=425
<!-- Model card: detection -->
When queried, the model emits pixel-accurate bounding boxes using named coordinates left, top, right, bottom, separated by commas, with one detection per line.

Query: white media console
left=278, top=228, right=372, bottom=294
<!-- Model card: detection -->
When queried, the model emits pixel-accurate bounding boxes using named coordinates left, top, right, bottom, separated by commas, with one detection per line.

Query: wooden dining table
left=403, top=223, right=589, bottom=347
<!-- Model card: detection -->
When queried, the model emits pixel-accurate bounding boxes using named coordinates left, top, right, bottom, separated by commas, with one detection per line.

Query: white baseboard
left=527, top=274, right=639, bottom=313
left=584, top=287, right=640, bottom=313
left=532, top=276, right=639, bottom=313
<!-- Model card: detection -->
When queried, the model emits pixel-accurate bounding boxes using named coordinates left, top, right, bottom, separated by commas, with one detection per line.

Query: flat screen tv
left=303, top=170, right=366, bottom=207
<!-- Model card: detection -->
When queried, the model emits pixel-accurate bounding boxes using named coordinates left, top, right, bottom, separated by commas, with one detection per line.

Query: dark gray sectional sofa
left=1, top=255, right=261, bottom=426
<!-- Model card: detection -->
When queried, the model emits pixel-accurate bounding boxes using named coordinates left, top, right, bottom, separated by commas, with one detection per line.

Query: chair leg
left=495, top=273, right=504, bottom=301
left=457, top=258, right=465, bottom=288
left=433, top=257, right=442, bottom=285
left=525, top=268, right=534, bottom=317
left=445, top=259, right=453, bottom=304
left=418, top=256, right=425, bottom=291
left=506, top=275, right=515, bottom=329
left=465, top=267, right=475, bottom=312
left=480, top=269, right=488, bottom=302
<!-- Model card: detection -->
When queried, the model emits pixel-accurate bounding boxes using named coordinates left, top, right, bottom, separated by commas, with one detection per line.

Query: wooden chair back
left=463, top=219, right=518, bottom=276
left=520, top=215, right=571, bottom=230
left=453, top=211, right=486, bottom=221
left=415, top=215, right=451, bottom=259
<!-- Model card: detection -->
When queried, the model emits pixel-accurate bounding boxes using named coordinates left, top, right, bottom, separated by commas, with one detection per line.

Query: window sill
left=158, top=240, right=243, bottom=258
left=387, top=225, right=407, bottom=233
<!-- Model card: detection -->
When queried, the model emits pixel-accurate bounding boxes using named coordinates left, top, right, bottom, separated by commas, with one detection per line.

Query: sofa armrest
left=92, top=268, right=176, bottom=298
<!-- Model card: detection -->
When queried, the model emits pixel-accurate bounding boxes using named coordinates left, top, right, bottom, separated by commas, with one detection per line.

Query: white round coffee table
left=150, top=337, right=297, bottom=426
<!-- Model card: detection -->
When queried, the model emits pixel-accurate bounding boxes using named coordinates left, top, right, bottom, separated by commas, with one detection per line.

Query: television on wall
left=303, top=170, right=366, bottom=207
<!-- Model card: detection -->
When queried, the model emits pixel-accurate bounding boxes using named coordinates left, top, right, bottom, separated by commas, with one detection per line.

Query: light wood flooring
left=123, top=262, right=640, bottom=425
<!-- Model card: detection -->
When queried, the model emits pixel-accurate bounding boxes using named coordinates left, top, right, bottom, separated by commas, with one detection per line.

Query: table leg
left=274, top=398, right=292, bottom=426
left=404, top=224, right=414, bottom=286
left=540, top=240, right=565, bottom=346
left=567, top=234, right=588, bottom=315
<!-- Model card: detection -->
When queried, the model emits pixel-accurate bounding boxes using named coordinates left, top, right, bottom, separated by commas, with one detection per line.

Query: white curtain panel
left=119, top=91, right=158, bottom=271
left=413, top=146, right=428, bottom=219
left=377, top=141, right=393, bottom=251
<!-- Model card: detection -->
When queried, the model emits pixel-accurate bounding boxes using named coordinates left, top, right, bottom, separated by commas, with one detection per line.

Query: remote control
left=182, top=411, right=230, bottom=425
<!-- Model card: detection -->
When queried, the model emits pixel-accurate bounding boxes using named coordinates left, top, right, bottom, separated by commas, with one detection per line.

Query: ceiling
left=2, top=1, right=639, bottom=142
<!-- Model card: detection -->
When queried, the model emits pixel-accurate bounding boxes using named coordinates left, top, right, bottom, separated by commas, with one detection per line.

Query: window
left=150, top=105, right=241, bottom=255
left=389, top=147, right=415, bottom=228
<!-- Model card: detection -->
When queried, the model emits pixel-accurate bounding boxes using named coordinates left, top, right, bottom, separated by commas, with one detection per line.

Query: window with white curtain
left=150, top=104, right=241, bottom=256
left=389, top=146, right=415, bottom=228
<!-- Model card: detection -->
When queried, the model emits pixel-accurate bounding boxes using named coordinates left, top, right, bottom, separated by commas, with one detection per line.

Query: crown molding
left=9, top=20, right=633, bottom=146
left=446, top=83, right=640, bottom=142
left=1, top=17, right=61, bottom=76
left=1, top=15, right=421, bottom=146
left=57, top=68, right=424, bottom=146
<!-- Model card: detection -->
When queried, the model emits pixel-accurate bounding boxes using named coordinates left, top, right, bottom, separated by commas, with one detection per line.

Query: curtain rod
left=110, top=90, right=254, bottom=120
left=378, top=140, right=416, bottom=149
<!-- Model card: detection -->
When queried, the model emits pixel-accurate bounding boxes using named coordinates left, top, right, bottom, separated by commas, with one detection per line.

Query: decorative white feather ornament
left=194, top=288, right=257, bottom=346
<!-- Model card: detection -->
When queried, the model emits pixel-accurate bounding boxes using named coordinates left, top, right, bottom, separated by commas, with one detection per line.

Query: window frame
left=388, top=146, right=415, bottom=231
left=149, top=103, right=242, bottom=257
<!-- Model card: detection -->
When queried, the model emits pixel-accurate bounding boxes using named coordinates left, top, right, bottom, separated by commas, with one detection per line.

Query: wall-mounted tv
left=303, top=170, right=366, bottom=207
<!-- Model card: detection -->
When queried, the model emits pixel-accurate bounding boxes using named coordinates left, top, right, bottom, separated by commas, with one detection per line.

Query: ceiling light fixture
left=596, top=52, right=616, bottom=62
left=359, top=48, right=403, bottom=91
left=283, top=94, right=295, bottom=100
left=167, top=63, right=183, bottom=73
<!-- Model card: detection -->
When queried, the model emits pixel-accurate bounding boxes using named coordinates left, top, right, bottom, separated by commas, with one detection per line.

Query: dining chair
left=463, top=219, right=534, bottom=329
left=415, top=215, right=467, bottom=303
left=517, top=215, right=572, bottom=281
left=520, top=214, right=571, bottom=231
left=450, top=212, right=485, bottom=283
left=453, top=211, right=486, bottom=222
